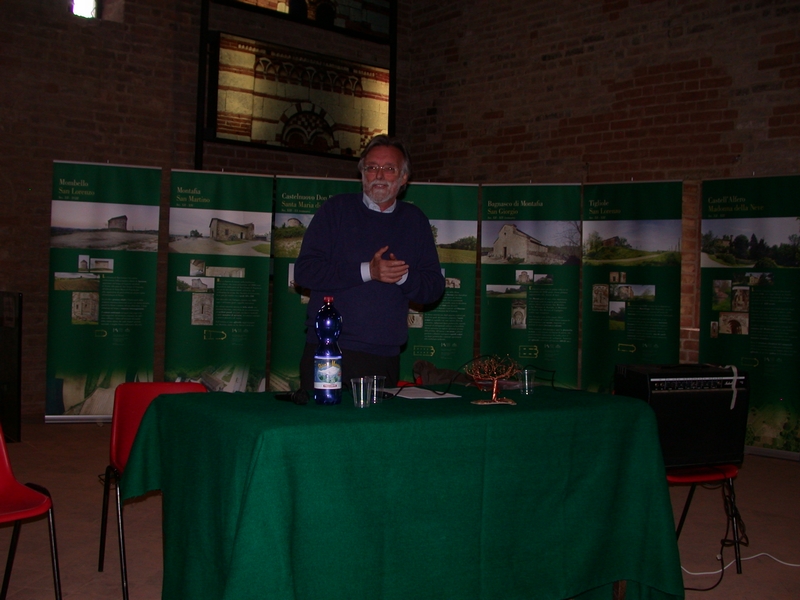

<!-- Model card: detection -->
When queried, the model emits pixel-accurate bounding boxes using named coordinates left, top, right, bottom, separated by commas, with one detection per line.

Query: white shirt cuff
left=361, top=262, right=372, bottom=282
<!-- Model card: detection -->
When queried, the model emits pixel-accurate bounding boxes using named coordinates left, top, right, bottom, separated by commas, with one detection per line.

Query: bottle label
left=313, top=357, right=342, bottom=389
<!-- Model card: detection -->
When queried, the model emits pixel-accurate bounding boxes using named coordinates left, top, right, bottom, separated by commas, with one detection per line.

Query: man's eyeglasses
left=362, top=164, right=400, bottom=177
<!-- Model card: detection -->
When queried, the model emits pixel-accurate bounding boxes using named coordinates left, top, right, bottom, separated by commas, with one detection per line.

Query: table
left=121, top=386, right=684, bottom=600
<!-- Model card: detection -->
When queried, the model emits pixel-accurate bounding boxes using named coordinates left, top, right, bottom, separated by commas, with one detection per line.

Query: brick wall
left=397, top=1, right=800, bottom=183
left=0, top=0, right=797, bottom=417
left=680, top=181, right=702, bottom=362
left=395, top=0, right=800, bottom=370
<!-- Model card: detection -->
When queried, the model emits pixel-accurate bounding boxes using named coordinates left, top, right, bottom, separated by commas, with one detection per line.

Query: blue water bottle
left=313, top=296, right=343, bottom=404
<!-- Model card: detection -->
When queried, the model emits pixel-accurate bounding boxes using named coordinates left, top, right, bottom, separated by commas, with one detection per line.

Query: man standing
left=295, top=135, right=445, bottom=389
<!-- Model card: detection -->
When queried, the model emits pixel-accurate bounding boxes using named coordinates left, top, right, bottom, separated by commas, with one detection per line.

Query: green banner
left=399, top=183, right=478, bottom=379
left=581, top=182, right=683, bottom=392
left=480, top=184, right=581, bottom=388
left=46, top=162, right=161, bottom=418
left=270, top=177, right=362, bottom=391
left=164, top=170, right=273, bottom=392
left=700, top=175, right=800, bottom=454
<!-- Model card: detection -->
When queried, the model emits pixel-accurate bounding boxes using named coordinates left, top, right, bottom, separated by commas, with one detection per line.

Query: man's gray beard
left=364, top=180, right=400, bottom=205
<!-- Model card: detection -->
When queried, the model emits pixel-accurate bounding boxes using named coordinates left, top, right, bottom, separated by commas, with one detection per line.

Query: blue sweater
left=295, top=193, right=445, bottom=356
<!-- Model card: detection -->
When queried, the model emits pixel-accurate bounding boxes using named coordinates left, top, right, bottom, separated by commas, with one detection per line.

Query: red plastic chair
left=0, top=425, right=62, bottom=600
left=667, top=464, right=746, bottom=574
left=98, top=381, right=207, bottom=599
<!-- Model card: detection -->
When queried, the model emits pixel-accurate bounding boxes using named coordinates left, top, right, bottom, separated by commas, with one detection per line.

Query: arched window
left=315, top=1, right=337, bottom=27
left=289, top=0, right=309, bottom=19
left=281, top=111, right=335, bottom=153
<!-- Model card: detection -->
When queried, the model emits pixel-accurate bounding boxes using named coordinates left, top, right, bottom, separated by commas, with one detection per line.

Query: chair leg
left=99, top=464, right=114, bottom=571
left=0, top=522, right=21, bottom=600
left=675, top=483, right=697, bottom=539
left=115, top=474, right=129, bottom=600
left=46, top=507, right=63, bottom=600
left=724, top=477, right=743, bottom=574
left=24, top=483, right=62, bottom=600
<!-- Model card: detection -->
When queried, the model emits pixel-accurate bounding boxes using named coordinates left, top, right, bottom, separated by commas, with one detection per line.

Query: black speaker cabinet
left=614, top=363, right=749, bottom=468
left=0, top=292, right=22, bottom=443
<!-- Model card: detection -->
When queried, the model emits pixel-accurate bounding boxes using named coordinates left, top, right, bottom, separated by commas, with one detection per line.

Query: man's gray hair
left=358, top=135, right=412, bottom=178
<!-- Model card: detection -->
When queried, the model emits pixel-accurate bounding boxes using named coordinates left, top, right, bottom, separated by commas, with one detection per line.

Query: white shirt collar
left=363, top=193, right=397, bottom=213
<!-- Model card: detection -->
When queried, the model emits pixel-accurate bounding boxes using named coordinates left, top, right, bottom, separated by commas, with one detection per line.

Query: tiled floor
left=2, top=421, right=799, bottom=599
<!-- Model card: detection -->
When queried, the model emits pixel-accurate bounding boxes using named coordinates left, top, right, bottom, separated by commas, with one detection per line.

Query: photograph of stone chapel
left=209, top=217, right=255, bottom=241
left=481, top=221, right=582, bottom=265
left=169, top=207, right=272, bottom=256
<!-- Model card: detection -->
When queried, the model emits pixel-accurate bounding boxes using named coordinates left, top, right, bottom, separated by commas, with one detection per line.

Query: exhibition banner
left=46, top=162, right=161, bottom=419
left=700, top=175, right=800, bottom=454
left=400, top=182, right=478, bottom=380
left=270, top=177, right=361, bottom=391
left=164, top=170, right=273, bottom=393
left=581, top=182, right=682, bottom=392
left=480, top=184, right=581, bottom=388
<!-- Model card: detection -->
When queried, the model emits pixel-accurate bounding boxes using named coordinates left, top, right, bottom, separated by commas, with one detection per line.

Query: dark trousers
left=299, top=343, right=400, bottom=392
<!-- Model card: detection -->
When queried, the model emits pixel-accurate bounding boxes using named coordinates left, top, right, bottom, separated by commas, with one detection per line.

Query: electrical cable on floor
left=739, top=553, right=800, bottom=568
left=682, top=552, right=800, bottom=576
left=682, top=478, right=749, bottom=591
left=683, top=552, right=725, bottom=591
left=680, top=478, right=800, bottom=591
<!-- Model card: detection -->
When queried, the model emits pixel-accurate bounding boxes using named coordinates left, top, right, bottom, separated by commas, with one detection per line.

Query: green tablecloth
left=121, top=387, right=684, bottom=600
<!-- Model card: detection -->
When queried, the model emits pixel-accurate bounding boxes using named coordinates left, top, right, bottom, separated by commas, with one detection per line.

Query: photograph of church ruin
left=190, top=259, right=206, bottom=276
left=71, top=292, right=99, bottom=325
left=209, top=218, right=255, bottom=241
left=272, top=213, right=314, bottom=259
left=719, top=311, right=750, bottom=335
left=191, top=293, right=214, bottom=326
left=50, top=200, right=159, bottom=252
left=213, top=33, right=389, bottom=156
left=205, top=266, right=246, bottom=278
left=732, top=287, right=750, bottom=312
left=107, top=215, right=128, bottom=231
left=583, top=219, right=682, bottom=266
left=610, top=284, right=634, bottom=302
left=90, top=258, right=114, bottom=273
left=511, top=300, right=526, bottom=329
left=177, top=276, right=215, bottom=293
left=608, top=301, right=626, bottom=331
left=592, top=284, right=609, bottom=312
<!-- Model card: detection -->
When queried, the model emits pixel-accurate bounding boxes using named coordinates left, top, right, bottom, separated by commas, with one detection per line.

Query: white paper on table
left=385, top=387, right=461, bottom=399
